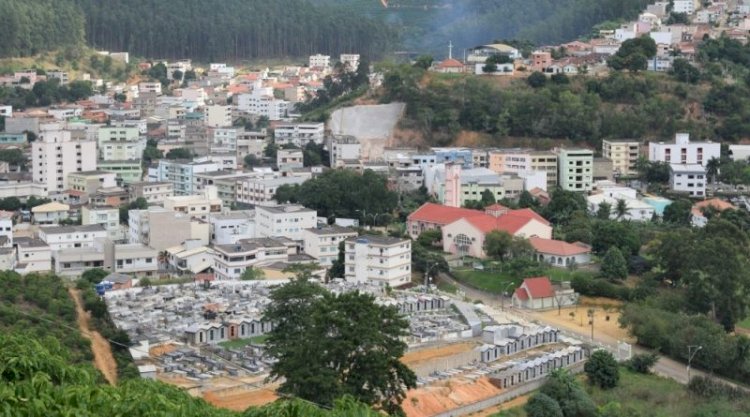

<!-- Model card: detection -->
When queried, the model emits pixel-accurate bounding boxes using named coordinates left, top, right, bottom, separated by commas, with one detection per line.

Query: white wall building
left=235, top=176, right=306, bottom=206
left=340, top=54, right=361, bottom=71
left=256, top=205, right=317, bottom=241
left=649, top=133, right=720, bottom=167
left=212, top=237, right=290, bottom=280
left=672, top=0, right=699, bottom=14
left=309, top=54, right=331, bottom=68
left=114, top=244, right=159, bottom=275
left=97, top=127, right=146, bottom=161
left=38, top=225, right=108, bottom=251
left=128, top=182, right=174, bottom=205
left=155, top=159, right=220, bottom=195
left=163, top=186, right=223, bottom=222
left=81, top=206, right=124, bottom=241
left=274, top=123, right=325, bottom=146
left=210, top=211, right=256, bottom=245
left=32, top=124, right=97, bottom=193
left=204, top=105, right=232, bottom=128
left=344, top=235, right=411, bottom=288
left=302, top=226, right=357, bottom=267
left=670, top=164, right=706, bottom=198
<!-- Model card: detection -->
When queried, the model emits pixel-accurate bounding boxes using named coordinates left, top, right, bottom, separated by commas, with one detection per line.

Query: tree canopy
left=263, top=276, right=416, bottom=414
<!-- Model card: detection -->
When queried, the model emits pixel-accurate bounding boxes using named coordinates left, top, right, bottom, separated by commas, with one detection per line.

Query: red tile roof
left=529, top=237, right=591, bottom=256
left=521, top=277, right=555, bottom=298
left=464, top=213, right=535, bottom=235
left=437, top=58, right=465, bottom=68
left=514, top=287, right=529, bottom=300
left=408, top=203, right=484, bottom=225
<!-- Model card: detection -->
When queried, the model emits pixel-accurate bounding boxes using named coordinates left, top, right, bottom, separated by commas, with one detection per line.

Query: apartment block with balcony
left=32, top=124, right=97, bottom=193
left=212, top=237, right=291, bottom=280
left=344, top=235, right=411, bottom=288
left=256, top=204, right=317, bottom=241
left=128, top=181, right=174, bottom=205
left=602, top=140, right=641, bottom=177
left=210, top=210, right=255, bottom=245
left=648, top=133, right=720, bottom=167
left=302, top=226, right=357, bottom=267
left=163, top=186, right=223, bottom=221
left=555, top=148, right=594, bottom=192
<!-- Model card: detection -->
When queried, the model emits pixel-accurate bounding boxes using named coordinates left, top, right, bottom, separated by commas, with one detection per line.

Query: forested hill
left=0, top=0, right=395, bottom=61
left=311, top=0, right=654, bottom=54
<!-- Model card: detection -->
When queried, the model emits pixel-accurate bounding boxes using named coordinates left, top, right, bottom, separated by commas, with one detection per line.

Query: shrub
left=688, top=376, right=746, bottom=400
left=584, top=350, right=620, bottom=389
left=625, top=353, right=659, bottom=374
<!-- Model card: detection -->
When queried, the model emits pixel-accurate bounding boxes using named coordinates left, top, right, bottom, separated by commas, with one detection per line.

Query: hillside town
left=3, top=0, right=750, bottom=416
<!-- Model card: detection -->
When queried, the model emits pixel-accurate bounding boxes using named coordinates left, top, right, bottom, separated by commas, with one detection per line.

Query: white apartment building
left=277, top=149, right=304, bottom=171
left=32, top=124, right=97, bottom=193
left=344, top=235, right=411, bottom=288
left=309, top=54, right=331, bottom=68
left=138, top=82, right=162, bottom=95
left=236, top=176, right=306, bottom=206
left=128, top=181, right=174, bottom=205
left=97, top=127, right=146, bottom=161
left=237, top=88, right=289, bottom=121
left=237, top=130, right=268, bottom=161
left=47, top=70, right=69, bottom=85
left=210, top=211, right=256, bottom=245
left=212, top=237, right=290, bottom=280
left=211, top=128, right=238, bottom=153
left=340, top=54, right=361, bottom=71
left=555, top=148, right=594, bottom=192
left=327, top=135, right=361, bottom=167
left=166, top=240, right=215, bottom=274
left=81, top=206, right=123, bottom=241
left=15, top=237, right=52, bottom=274
left=0, top=105, right=12, bottom=118
left=204, top=105, right=232, bottom=128
left=649, top=133, right=720, bottom=167
left=0, top=211, right=13, bottom=247
left=670, top=164, right=706, bottom=198
left=114, top=244, right=159, bottom=275
left=163, top=186, right=223, bottom=221
left=672, top=0, right=699, bottom=14
left=256, top=205, right=317, bottom=241
left=602, top=140, right=641, bottom=177
left=155, top=159, right=220, bottom=195
left=274, top=123, right=325, bottom=147
left=302, top=226, right=357, bottom=267
left=38, top=224, right=109, bottom=251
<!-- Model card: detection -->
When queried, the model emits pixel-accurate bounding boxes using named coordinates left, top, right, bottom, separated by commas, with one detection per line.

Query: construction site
left=105, top=280, right=595, bottom=415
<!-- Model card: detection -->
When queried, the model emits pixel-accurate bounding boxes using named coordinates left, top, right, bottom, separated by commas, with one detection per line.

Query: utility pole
left=587, top=308, right=595, bottom=341
left=687, top=345, right=702, bottom=382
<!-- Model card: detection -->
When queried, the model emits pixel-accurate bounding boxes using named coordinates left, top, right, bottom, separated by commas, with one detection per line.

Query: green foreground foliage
left=0, top=332, right=381, bottom=417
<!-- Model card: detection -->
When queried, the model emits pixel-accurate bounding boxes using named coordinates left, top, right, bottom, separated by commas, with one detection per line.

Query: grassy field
left=738, top=317, right=750, bottom=330
left=451, top=267, right=594, bottom=294
left=492, top=369, right=750, bottom=417
left=218, top=335, right=269, bottom=349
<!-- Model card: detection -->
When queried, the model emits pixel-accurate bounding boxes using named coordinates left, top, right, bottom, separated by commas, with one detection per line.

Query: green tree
left=527, top=71, right=547, bottom=88
left=0, top=196, right=22, bottom=211
left=81, top=268, right=109, bottom=285
left=543, top=190, right=587, bottom=225
left=244, top=154, right=260, bottom=168
left=172, top=70, right=184, bottom=81
left=483, top=230, right=514, bottom=260
left=662, top=199, right=692, bottom=226
left=518, top=190, right=539, bottom=209
left=240, top=266, right=265, bottom=280
left=480, top=189, right=496, bottom=207
left=608, top=36, right=657, bottom=72
left=327, top=241, right=346, bottom=280
left=614, top=199, right=628, bottom=219
left=592, top=220, right=640, bottom=256
left=165, top=148, right=193, bottom=160
left=263, top=276, right=416, bottom=414
left=413, top=55, right=434, bottom=70
left=264, top=142, right=278, bottom=160
left=596, top=201, right=612, bottom=220
left=417, top=229, right=442, bottom=248
left=525, top=393, right=564, bottom=417
left=600, top=246, right=628, bottom=281
left=142, top=145, right=163, bottom=165
left=625, top=353, right=659, bottom=374
left=670, top=58, right=700, bottom=84
left=584, top=350, right=620, bottom=389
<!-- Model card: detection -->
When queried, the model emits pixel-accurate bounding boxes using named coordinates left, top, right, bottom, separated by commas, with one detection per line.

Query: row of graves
left=477, top=325, right=561, bottom=362
left=490, top=346, right=586, bottom=389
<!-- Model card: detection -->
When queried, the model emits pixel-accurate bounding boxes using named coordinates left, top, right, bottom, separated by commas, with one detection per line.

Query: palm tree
left=706, top=157, right=720, bottom=184
left=615, top=199, right=628, bottom=219
left=158, top=250, right=170, bottom=273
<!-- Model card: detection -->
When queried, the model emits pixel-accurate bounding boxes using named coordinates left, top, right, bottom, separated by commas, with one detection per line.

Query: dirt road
left=69, top=288, right=118, bottom=385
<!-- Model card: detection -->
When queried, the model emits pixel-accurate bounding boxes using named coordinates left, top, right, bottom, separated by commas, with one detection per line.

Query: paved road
left=438, top=273, right=747, bottom=389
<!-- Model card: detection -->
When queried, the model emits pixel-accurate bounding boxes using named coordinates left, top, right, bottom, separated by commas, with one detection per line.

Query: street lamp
left=587, top=308, right=595, bottom=341
left=687, top=345, right=702, bottom=382
left=501, top=281, right=516, bottom=310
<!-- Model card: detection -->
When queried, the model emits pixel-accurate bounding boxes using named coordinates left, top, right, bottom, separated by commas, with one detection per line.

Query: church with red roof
left=407, top=203, right=552, bottom=258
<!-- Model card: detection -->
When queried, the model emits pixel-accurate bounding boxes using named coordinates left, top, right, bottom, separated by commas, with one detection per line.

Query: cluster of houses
left=432, top=0, right=750, bottom=76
